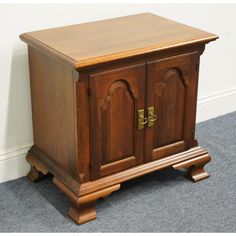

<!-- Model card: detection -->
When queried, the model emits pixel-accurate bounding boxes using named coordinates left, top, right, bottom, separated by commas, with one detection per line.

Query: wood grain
left=20, top=13, right=218, bottom=69
left=53, top=177, right=120, bottom=224
left=76, top=74, right=91, bottom=183
left=173, top=153, right=211, bottom=182
left=26, top=154, right=49, bottom=182
left=29, top=146, right=81, bottom=196
left=89, top=64, right=145, bottom=179
left=79, top=146, right=210, bottom=197
left=145, top=51, right=200, bottom=161
left=28, top=46, right=77, bottom=177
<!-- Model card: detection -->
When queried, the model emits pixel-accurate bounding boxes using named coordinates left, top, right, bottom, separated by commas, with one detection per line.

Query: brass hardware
left=138, top=109, right=148, bottom=130
left=148, top=106, right=157, bottom=127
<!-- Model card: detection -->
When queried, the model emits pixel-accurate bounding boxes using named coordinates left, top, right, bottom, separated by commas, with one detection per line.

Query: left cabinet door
left=89, top=64, right=145, bottom=180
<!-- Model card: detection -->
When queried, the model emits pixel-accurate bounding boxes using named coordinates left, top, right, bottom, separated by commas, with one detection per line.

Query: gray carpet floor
left=0, top=111, right=236, bottom=232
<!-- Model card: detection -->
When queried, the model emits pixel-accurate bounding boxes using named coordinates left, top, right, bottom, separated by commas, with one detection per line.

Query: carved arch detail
left=153, top=66, right=188, bottom=147
left=101, top=79, right=136, bottom=165
left=163, top=67, right=189, bottom=87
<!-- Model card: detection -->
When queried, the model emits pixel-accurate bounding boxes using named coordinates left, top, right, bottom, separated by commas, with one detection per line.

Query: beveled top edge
left=73, top=35, right=218, bottom=69
left=20, top=13, right=218, bottom=70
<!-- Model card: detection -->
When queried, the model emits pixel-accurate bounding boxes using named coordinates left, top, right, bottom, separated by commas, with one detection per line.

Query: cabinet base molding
left=53, top=177, right=120, bottom=224
left=27, top=146, right=81, bottom=196
left=26, top=145, right=211, bottom=224
left=79, top=146, right=211, bottom=196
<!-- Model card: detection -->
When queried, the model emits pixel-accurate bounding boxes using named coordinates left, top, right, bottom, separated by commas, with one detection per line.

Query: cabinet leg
left=173, top=152, right=211, bottom=183
left=53, top=177, right=120, bottom=224
left=26, top=153, right=49, bottom=182
left=193, top=139, right=198, bottom=147
left=187, top=164, right=210, bottom=182
left=68, top=203, right=96, bottom=224
left=27, top=166, right=45, bottom=182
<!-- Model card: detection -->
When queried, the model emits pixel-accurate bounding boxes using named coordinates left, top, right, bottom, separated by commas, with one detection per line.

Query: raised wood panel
left=154, top=67, right=187, bottom=147
left=145, top=52, right=199, bottom=161
left=90, top=64, right=145, bottom=179
left=101, top=81, right=135, bottom=164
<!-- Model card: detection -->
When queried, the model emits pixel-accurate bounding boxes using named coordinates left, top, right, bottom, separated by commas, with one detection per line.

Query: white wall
left=0, top=4, right=236, bottom=183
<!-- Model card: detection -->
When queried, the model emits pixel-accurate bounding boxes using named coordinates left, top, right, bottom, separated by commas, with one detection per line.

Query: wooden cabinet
left=20, top=13, right=218, bottom=225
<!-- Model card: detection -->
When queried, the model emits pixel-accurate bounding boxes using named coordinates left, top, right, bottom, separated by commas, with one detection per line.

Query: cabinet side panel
left=28, top=46, right=76, bottom=176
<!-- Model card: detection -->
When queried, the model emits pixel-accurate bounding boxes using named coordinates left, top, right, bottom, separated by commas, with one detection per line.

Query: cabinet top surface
left=20, top=13, right=218, bottom=69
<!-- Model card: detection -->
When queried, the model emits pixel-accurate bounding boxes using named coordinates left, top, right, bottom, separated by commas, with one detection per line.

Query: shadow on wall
left=3, top=44, right=34, bottom=179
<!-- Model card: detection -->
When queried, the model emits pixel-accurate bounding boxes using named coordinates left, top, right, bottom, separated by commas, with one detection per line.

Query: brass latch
left=148, top=106, right=157, bottom=127
left=138, top=109, right=148, bottom=130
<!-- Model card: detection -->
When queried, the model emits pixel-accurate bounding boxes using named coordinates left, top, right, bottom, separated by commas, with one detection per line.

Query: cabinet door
left=145, top=52, right=199, bottom=161
left=90, top=64, right=145, bottom=179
